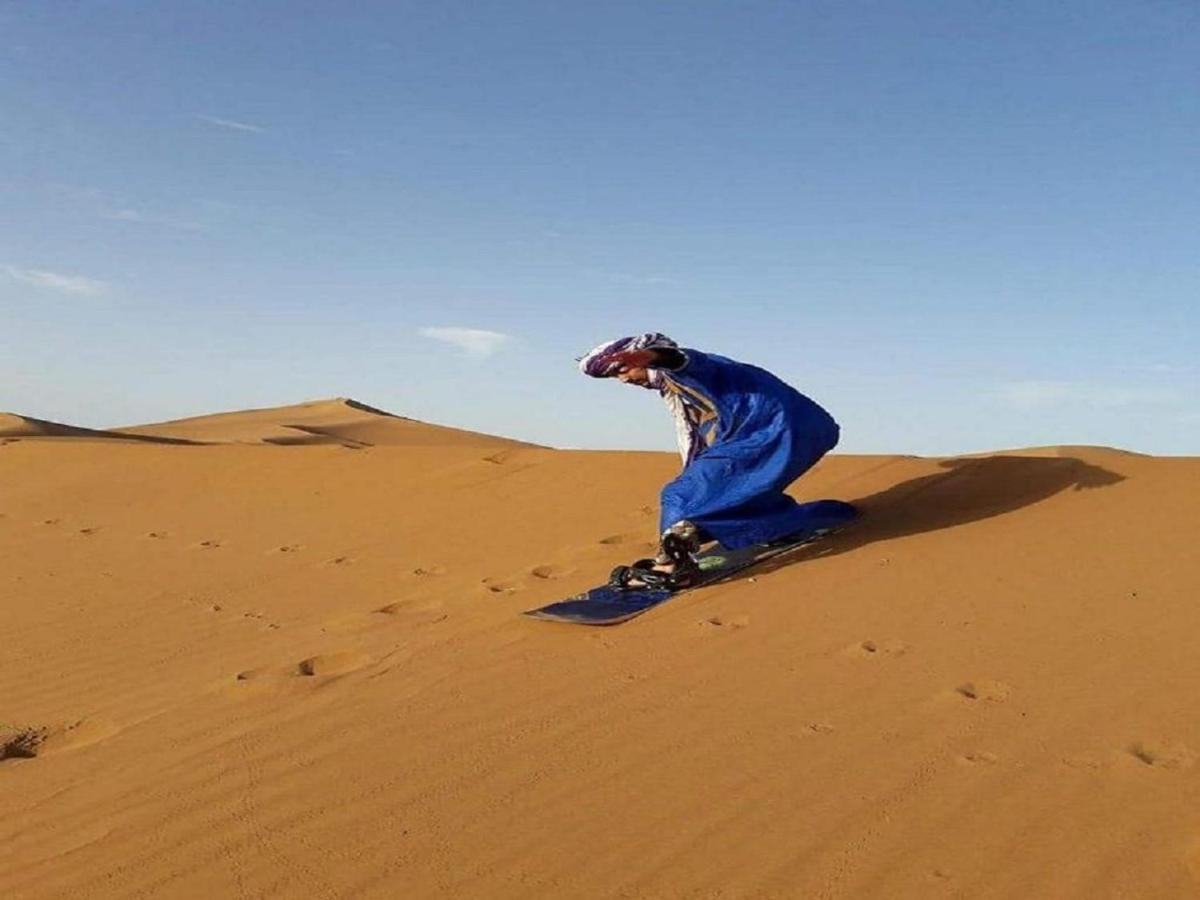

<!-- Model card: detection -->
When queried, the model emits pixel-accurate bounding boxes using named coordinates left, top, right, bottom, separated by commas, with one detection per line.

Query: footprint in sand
left=598, top=533, right=636, bottom=545
left=41, top=518, right=60, bottom=526
left=845, top=639, right=909, bottom=659
left=236, top=651, right=370, bottom=683
left=807, top=722, right=836, bottom=734
left=272, top=544, right=303, bottom=554
left=196, top=539, right=222, bottom=550
left=326, top=555, right=354, bottom=566
left=78, top=527, right=100, bottom=536
left=530, top=564, right=574, bottom=580
left=145, top=531, right=169, bottom=539
left=412, top=565, right=447, bottom=577
left=955, top=680, right=1011, bottom=703
left=0, top=727, right=44, bottom=760
left=296, top=652, right=370, bottom=677
left=1127, top=740, right=1196, bottom=770
left=482, top=449, right=516, bottom=465
left=239, top=611, right=280, bottom=630
left=325, top=597, right=448, bottom=634
left=375, top=597, right=447, bottom=624
left=183, top=595, right=224, bottom=613
left=700, top=614, right=752, bottom=630
left=482, top=577, right=523, bottom=594
left=0, top=719, right=118, bottom=761
left=957, top=751, right=999, bottom=766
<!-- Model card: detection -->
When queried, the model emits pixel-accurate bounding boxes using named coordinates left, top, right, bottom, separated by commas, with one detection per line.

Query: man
left=580, top=332, right=842, bottom=588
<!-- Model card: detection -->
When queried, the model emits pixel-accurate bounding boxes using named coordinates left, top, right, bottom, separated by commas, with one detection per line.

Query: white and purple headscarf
left=579, top=332, right=696, bottom=463
left=578, top=332, right=679, bottom=379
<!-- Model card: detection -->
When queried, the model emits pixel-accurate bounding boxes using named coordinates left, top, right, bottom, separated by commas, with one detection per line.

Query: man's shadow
left=754, top=455, right=1126, bottom=577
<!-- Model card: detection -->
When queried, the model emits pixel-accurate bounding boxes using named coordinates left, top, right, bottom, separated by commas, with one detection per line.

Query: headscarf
left=578, top=332, right=696, bottom=463
left=578, top=332, right=678, bottom=378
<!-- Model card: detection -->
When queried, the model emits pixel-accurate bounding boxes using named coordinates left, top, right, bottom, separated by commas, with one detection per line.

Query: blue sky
left=2, top=1, right=1197, bottom=454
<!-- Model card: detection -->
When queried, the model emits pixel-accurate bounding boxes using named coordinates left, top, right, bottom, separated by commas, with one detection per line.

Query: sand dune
left=116, top=397, right=530, bottom=448
left=0, top=412, right=195, bottom=445
left=1, top=410, right=1198, bottom=899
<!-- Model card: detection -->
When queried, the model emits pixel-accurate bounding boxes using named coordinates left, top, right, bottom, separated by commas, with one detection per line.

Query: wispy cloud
left=196, top=114, right=266, bottom=134
left=39, top=182, right=206, bottom=231
left=996, top=380, right=1178, bottom=410
left=2, top=264, right=107, bottom=296
left=419, top=326, right=512, bottom=357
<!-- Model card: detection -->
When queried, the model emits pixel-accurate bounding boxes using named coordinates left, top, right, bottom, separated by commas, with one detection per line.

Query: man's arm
left=653, top=348, right=687, bottom=370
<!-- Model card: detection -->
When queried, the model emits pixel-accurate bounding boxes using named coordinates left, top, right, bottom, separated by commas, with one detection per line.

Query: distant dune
left=1, top=404, right=1198, bottom=899
left=114, top=397, right=532, bottom=448
left=0, top=412, right=196, bottom=445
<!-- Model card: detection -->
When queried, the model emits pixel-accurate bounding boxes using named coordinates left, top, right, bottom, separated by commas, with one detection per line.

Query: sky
left=2, top=0, right=1198, bottom=455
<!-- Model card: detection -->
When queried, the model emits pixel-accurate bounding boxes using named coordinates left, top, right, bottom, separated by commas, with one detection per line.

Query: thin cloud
left=36, top=183, right=205, bottom=231
left=996, top=380, right=1178, bottom=410
left=419, top=326, right=512, bottom=357
left=2, top=264, right=107, bottom=296
left=196, top=114, right=266, bottom=134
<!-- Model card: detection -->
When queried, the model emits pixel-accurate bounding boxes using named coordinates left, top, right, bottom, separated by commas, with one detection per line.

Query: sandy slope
left=1, top=410, right=1198, bottom=899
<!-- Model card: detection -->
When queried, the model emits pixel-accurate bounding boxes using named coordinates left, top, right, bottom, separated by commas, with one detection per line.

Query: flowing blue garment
left=658, top=350, right=842, bottom=549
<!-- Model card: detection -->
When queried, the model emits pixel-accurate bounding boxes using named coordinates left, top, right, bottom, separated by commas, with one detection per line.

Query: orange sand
left=2, top=399, right=1198, bottom=898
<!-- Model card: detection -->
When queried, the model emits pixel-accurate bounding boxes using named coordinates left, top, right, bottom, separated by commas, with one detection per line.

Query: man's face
left=612, top=348, right=658, bottom=388
left=616, top=365, right=652, bottom=387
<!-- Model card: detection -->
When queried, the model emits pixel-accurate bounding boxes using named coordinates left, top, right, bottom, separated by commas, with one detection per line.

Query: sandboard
left=523, top=500, right=857, bottom=625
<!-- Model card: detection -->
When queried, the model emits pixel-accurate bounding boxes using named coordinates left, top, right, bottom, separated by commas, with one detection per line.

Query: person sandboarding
left=577, top=332, right=851, bottom=591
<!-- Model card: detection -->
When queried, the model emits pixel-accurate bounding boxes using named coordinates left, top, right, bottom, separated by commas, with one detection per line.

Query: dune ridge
left=1, top=404, right=1197, bottom=899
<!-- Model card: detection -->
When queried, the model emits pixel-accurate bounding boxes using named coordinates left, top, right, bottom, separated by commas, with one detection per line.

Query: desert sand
left=2, top=398, right=1198, bottom=899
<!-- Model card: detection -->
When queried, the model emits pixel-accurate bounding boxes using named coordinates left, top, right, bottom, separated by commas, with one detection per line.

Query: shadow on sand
left=755, top=455, right=1126, bottom=577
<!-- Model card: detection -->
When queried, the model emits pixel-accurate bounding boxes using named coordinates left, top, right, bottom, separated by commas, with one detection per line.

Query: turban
left=578, top=332, right=678, bottom=378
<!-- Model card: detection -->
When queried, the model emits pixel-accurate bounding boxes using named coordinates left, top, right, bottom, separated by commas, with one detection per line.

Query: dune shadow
left=262, top=424, right=372, bottom=449
left=99, top=431, right=205, bottom=446
left=2, top=430, right=203, bottom=446
left=754, top=455, right=1126, bottom=577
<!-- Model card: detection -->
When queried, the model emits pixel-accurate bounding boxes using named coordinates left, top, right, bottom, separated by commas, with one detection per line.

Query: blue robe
left=658, top=350, right=842, bottom=549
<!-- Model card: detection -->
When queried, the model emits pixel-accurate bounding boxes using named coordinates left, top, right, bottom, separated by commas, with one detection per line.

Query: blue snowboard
left=523, top=500, right=857, bottom=626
